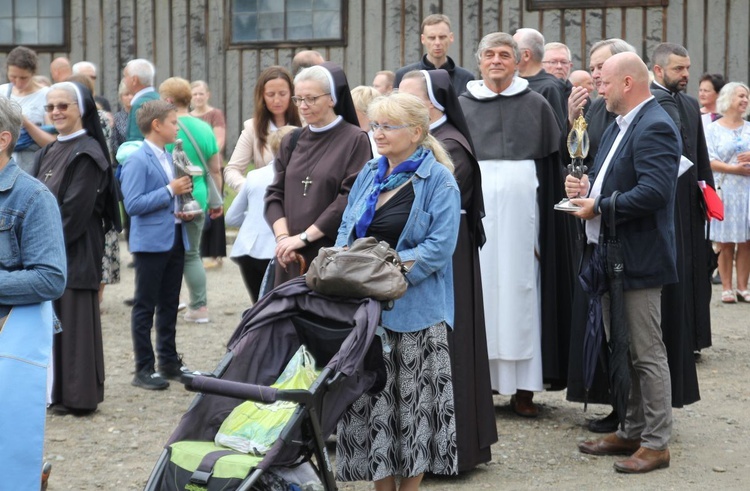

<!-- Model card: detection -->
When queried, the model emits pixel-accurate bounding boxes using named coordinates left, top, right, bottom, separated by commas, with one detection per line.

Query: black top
left=394, top=55, right=475, bottom=97
left=366, top=183, right=415, bottom=248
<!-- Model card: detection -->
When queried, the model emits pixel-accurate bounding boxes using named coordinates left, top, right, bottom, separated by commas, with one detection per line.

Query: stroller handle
left=185, top=374, right=280, bottom=403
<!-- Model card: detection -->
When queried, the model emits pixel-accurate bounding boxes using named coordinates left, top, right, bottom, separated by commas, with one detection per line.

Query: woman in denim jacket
left=334, top=92, right=461, bottom=490
left=0, top=96, right=66, bottom=491
left=0, top=97, right=66, bottom=316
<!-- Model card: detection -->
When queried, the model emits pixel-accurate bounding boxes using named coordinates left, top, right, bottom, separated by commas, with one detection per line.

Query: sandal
left=737, top=290, right=750, bottom=302
left=721, top=290, right=737, bottom=303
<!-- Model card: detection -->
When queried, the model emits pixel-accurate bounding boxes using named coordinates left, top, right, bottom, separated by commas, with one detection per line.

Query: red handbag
left=699, top=181, right=724, bottom=221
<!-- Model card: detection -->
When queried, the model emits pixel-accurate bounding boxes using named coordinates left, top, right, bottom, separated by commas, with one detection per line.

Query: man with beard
left=650, top=42, right=711, bottom=401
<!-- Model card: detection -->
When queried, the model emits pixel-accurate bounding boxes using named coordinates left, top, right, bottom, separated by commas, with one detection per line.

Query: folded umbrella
left=604, top=191, right=631, bottom=431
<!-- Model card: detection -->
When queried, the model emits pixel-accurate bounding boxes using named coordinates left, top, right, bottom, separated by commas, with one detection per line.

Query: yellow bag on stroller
left=215, top=346, right=319, bottom=454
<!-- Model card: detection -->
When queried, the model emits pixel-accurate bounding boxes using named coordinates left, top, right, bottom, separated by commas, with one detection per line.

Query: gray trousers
left=602, top=287, right=672, bottom=450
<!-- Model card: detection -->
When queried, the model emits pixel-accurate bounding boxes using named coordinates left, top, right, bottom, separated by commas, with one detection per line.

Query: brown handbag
left=305, top=237, right=408, bottom=301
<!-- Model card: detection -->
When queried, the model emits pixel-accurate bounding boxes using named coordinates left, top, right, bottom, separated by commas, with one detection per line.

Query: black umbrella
left=578, top=244, right=608, bottom=410
left=604, top=191, right=630, bottom=431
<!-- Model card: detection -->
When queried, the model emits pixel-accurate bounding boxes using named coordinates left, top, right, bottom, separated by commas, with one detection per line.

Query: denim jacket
left=336, top=149, right=460, bottom=332
left=0, top=160, right=66, bottom=318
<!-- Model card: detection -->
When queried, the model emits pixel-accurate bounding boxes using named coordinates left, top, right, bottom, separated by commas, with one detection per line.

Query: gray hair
left=0, top=97, right=23, bottom=155
left=651, top=42, right=690, bottom=69
left=125, top=58, right=155, bottom=87
left=544, top=42, right=571, bottom=61
left=72, top=61, right=96, bottom=75
left=49, top=82, right=85, bottom=116
left=515, top=28, right=545, bottom=62
left=716, top=82, right=750, bottom=117
left=294, top=65, right=333, bottom=95
left=475, top=32, right=520, bottom=65
left=589, top=38, right=636, bottom=59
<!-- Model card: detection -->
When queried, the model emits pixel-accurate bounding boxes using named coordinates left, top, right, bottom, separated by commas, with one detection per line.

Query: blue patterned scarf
left=354, top=147, right=427, bottom=238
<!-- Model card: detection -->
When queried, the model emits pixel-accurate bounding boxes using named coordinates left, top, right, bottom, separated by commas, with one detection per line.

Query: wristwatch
left=299, top=232, right=311, bottom=246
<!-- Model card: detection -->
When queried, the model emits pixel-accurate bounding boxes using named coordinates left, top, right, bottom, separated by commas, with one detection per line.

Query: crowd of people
left=2, top=10, right=749, bottom=490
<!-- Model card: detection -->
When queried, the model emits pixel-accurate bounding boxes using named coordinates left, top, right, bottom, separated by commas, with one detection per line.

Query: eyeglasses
left=543, top=60, right=572, bottom=66
left=291, top=93, right=330, bottom=106
left=44, top=102, right=78, bottom=113
left=369, top=123, right=411, bottom=132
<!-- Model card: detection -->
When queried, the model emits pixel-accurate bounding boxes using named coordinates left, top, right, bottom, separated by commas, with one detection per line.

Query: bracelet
left=275, top=234, right=289, bottom=242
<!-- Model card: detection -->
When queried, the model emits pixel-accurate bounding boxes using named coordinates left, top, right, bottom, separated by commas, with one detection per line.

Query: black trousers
left=131, top=225, right=185, bottom=372
left=232, top=255, right=271, bottom=304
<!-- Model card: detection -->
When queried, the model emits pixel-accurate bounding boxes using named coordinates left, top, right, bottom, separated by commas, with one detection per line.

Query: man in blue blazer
left=120, top=100, right=194, bottom=390
left=566, top=52, right=681, bottom=474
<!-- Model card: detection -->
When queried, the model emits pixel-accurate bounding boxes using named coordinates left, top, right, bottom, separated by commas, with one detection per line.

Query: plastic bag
left=215, top=346, right=319, bottom=454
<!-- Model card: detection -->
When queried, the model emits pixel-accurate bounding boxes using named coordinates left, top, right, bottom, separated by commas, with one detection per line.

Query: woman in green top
left=159, top=77, right=223, bottom=323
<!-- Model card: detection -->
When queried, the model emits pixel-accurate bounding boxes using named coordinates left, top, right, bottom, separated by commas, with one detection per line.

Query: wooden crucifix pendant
left=301, top=176, right=313, bottom=196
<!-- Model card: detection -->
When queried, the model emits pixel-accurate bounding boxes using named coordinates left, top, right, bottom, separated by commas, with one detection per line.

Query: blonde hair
left=368, top=92, right=453, bottom=173
left=716, top=82, right=750, bottom=117
left=269, top=125, right=298, bottom=155
left=350, top=85, right=381, bottom=114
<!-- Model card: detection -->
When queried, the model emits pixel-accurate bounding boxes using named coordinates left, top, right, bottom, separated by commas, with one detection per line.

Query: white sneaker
left=184, top=307, right=209, bottom=323
left=177, top=302, right=187, bottom=312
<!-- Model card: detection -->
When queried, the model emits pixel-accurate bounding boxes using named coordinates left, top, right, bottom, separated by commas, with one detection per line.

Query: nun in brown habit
left=265, top=62, right=372, bottom=286
left=34, top=81, right=121, bottom=414
left=399, top=69, right=497, bottom=472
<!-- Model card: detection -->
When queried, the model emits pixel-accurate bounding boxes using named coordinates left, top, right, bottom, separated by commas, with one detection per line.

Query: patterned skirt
left=336, top=322, right=457, bottom=482
left=100, top=227, right=120, bottom=285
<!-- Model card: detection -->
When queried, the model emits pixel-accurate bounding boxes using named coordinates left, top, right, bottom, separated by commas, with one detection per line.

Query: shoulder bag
left=306, top=237, right=408, bottom=301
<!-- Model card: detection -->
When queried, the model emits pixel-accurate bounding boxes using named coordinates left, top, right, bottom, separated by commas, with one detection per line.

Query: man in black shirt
left=394, top=14, right=474, bottom=96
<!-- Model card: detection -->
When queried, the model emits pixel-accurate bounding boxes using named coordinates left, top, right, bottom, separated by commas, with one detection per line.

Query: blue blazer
left=120, top=142, right=187, bottom=253
left=590, top=98, right=681, bottom=290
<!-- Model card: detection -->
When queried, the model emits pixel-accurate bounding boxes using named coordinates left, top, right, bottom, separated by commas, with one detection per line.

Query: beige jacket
left=224, top=118, right=275, bottom=192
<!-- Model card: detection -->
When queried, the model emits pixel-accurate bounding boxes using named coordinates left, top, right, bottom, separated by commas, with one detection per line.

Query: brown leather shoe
left=511, top=390, right=539, bottom=418
left=578, top=433, right=641, bottom=456
left=614, top=447, right=670, bottom=473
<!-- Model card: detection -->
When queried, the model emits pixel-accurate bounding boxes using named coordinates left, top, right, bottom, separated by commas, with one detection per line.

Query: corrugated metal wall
left=1, top=0, right=748, bottom=156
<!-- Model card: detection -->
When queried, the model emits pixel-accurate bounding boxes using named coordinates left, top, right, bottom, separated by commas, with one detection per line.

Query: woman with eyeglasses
left=398, top=68, right=496, bottom=472
left=33, top=81, right=121, bottom=415
left=705, top=82, right=750, bottom=303
left=265, top=62, right=372, bottom=287
left=334, top=92, right=461, bottom=490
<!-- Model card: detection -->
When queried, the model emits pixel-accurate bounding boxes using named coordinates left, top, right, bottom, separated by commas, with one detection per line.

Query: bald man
left=291, top=50, right=324, bottom=75
left=50, top=57, right=71, bottom=83
left=569, top=69, right=595, bottom=97
left=567, top=52, right=681, bottom=474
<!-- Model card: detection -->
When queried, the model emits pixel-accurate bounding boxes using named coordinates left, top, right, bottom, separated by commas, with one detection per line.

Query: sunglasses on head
left=44, top=102, right=78, bottom=113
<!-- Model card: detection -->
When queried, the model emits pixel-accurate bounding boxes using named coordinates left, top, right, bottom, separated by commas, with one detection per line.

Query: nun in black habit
left=265, top=62, right=372, bottom=286
left=399, top=69, right=497, bottom=472
left=34, top=81, right=121, bottom=414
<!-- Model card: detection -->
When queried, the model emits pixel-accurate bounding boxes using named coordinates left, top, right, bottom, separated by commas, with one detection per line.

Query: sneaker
left=184, top=306, right=209, bottom=323
left=132, top=368, right=169, bottom=390
left=159, top=360, right=192, bottom=381
left=177, top=302, right=187, bottom=312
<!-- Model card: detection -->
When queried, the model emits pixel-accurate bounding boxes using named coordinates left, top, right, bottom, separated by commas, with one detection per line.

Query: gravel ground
left=44, top=238, right=750, bottom=490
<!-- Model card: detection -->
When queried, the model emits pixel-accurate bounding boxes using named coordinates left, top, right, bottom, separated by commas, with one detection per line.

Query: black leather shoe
left=159, top=358, right=191, bottom=381
left=132, top=368, right=169, bottom=390
left=123, top=297, right=135, bottom=307
left=588, top=409, right=620, bottom=433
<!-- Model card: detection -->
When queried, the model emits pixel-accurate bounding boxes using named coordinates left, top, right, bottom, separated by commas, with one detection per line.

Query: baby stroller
left=144, top=277, right=384, bottom=491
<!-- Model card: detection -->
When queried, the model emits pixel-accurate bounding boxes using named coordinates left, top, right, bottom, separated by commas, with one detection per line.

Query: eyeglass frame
left=43, top=102, right=78, bottom=113
left=369, top=122, right=412, bottom=132
left=542, top=60, right=572, bottom=67
left=290, top=93, right=331, bottom=107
